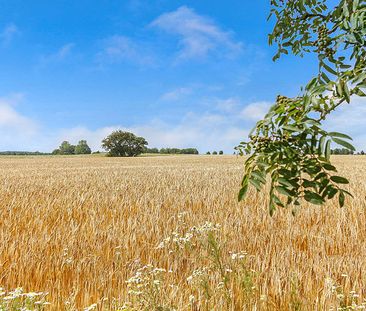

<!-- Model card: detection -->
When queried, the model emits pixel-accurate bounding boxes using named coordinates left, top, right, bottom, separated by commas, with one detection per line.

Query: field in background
left=0, top=155, right=366, bottom=310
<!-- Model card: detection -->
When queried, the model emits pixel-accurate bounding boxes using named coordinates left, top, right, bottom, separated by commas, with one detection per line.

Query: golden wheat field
left=1, top=155, right=366, bottom=310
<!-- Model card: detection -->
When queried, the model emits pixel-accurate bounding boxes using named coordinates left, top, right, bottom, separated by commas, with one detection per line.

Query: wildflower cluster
left=156, top=219, right=221, bottom=251
left=120, top=216, right=259, bottom=310
left=83, top=303, right=98, bottom=311
left=122, top=264, right=175, bottom=311
left=325, top=276, right=366, bottom=310
left=0, top=287, right=49, bottom=310
left=230, top=251, right=247, bottom=261
left=186, top=267, right=210, bottom=285
left=157, top=215, right=256, bottom=309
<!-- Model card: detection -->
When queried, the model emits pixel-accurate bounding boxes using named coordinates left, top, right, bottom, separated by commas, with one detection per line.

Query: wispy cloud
left=39, top=43, right=75, bottom=66
left=150, top=6, right=243, bottom=60
left=1, top=23, right=19, bottom=45
left=98, top=35, right=155, bottom=66
left=55, top=43, right=74, bottom=59
left=160, top=87, right=193, bottom=101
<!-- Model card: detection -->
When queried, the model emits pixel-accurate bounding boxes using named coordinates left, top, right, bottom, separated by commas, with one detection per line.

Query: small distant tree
left=58, top=141, right=75, bottom=155
left=219, top=150, right=224, bottom=155
left=206, top=151, right=211, bottom=155
left=361, top=151, right=365, bottom=155
left=75, top=140, right=92, bottom=155
left=212, top=151, right=218, bottom=155
left=102, top=130, right=148, bottom=157
left=52, top=149, right=60, bottom=155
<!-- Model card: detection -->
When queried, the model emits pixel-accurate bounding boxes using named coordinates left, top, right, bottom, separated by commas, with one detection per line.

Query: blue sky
left=0, top=0, right=364, bottom=152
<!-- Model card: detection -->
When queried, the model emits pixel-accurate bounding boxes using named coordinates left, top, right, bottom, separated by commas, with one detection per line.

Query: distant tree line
left=0, top=130, right=206, bottom=158
left=206, top=151, right=224, bottom=155
left=330, top=148, right=366, bottom=155
left=52, top=140, right=92, bottom=155
left=331, top=148, right=355, bottom=155
left=4, top=130, right=366, bottom=158
left=50, top=132, right=200, bottom=157
left=145, top=147, right=199, bottom=155
left=0, top=151, right=51, bottom=156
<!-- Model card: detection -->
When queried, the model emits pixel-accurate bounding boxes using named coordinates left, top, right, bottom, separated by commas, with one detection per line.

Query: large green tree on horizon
left=237, top=0, right=366, bottom=214
left=102, top=130, right=148, bottom=157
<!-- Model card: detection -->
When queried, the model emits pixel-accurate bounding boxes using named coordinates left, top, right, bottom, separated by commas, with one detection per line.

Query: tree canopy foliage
left=102, top=130, right=148, bottom=157
left=237, top=0, right=366, bottom=215
left=54, top=141, right=75, bottom=155
left=53, top=140, right=91, bottom=155
left=75, top=140, right=92, bottom=155
left=331, top=148, right=355, bottom=155
left=159, top=148, right=199, bottom=155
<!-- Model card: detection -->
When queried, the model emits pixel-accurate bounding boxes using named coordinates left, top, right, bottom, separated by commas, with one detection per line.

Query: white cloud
left=325, top=97, right=366, bottom=131
left=1, top=91, right=364, bottom=154
left=0, top=94, right=36, bottom=131
left=56, top=126, right=117, bottom=151
left=324, top=96, right=366, bottom=150
left=0, top=94, right=39, bottom=150
left=99, top=35, right=154, bottom=65
left=55, top=109, right=249, bottom=153
left=1, top=23, right=19, bottom=45
left=41, top=96, right=366, bottom=153
left=52, top=115, right=227, bottom=152
left=215, top=97, right=240, bottom=113
left=150, top=6, right=243, bottom=60
left=160, top=87, right=193, bottom=101
left=236, top=98, right=366, bottom=151
left=240, top=101, right=272, bottom=121
left=0, top=92, right=252, bottom=153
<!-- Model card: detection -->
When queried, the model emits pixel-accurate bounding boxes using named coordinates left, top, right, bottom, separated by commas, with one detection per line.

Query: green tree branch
left=237, top=0, right=366, bottom=214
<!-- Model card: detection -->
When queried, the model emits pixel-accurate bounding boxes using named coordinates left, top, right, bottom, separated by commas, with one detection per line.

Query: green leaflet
left=330, top=176, right=350, bottom=184
left=339, top=191, right=345, bottom=207
left=238, top=184, right=249, bottom=201
left=304, top=192, right=325, bottom=205
left=332, top=138, right=355, bottom=151
left=328, top=132, right=353, bottom=140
